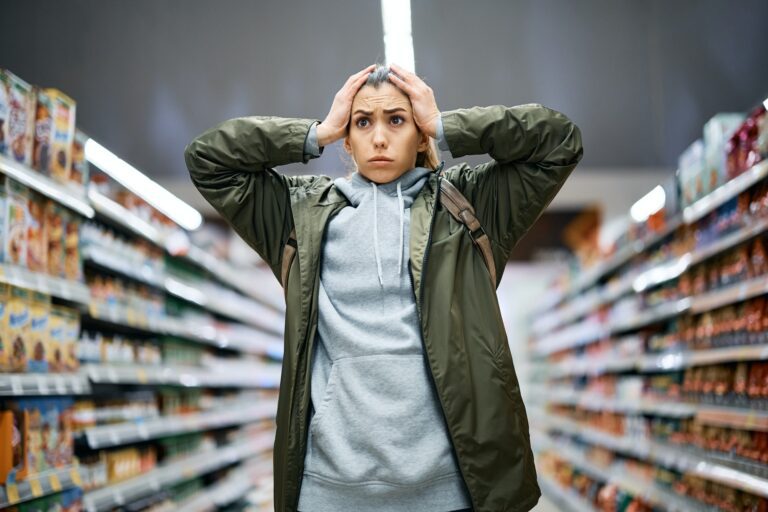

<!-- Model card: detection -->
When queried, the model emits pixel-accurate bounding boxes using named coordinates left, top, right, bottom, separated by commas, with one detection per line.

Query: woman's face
left=344, top=82, right=428, bottom=184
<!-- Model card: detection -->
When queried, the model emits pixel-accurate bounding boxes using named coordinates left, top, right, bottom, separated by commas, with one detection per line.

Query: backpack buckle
left=469, top=225, right=487, bottom=242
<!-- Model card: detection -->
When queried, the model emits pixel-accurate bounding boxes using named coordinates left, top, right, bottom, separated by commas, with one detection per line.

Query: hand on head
left=317, top=63, right=440, bottom=147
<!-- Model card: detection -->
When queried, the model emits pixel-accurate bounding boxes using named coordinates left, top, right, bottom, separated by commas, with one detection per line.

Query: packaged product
left=26, top=193, right=47, bottom=273
left=69, top=129, right=90, bottom=190
left=727, top=104, right=767, bottom=178
left=32, top=89, right=76, bottom=180
left=702, top=113, right=745, bottom=195
left=48, top=305, right=65, bottom=373
left=677, top=139, right=704, bottom=208
left=0, top=283, right=8, bottom=371
left=0, top=69, right=36, bottom=166
left=6, top=179, right=29, bottom=267
left=27, top=292, right=50, bottom=373
left=8, top=286, right=30, bottom=372
left=60, top=306, right=80, bottom=371
left=44, top=200, right=65, bottom=277
left=0, top=401, right=29, bottom=483
left=63, top=211, right=81, bottom=281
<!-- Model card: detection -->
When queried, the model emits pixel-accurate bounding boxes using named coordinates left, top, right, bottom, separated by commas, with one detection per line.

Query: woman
left=185, top=63, right=583, bottom=512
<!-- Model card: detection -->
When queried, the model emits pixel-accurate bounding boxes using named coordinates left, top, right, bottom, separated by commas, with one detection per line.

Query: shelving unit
left=528, top=157, right=768, bottom=510
left=0, top=126, right=281, bottom=511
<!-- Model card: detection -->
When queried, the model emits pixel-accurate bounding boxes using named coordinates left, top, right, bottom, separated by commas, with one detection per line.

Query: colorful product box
left=63, top=211, right=81, bottom=281
left=703, top=113, right=745, bottom=196
left=0, top=69, right=36, bottom=166
left=44, top=200, right=65, bottom=278
left=6, top=179, right=29, bottom=267
left=27, top=292, right=50, bottom=373
left=32, top=89, right=76, bottom=181
left=678, top=139, right=705, bottom=208
left=26, top=193, right=47, bottom=274
left=70, top=129, right=90, bottom=190
left=0, top=283, right=8, bottom=371
left=8, top=286, right=30, bottom=373
left=61, top=306, right=79, bottom=371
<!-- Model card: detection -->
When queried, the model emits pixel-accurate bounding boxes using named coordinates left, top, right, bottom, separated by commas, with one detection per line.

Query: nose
left=372, top=123, right=387, bottom=149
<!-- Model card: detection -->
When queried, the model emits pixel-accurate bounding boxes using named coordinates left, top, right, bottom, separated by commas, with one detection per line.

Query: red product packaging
left=0, top=69, right=36, bottom=166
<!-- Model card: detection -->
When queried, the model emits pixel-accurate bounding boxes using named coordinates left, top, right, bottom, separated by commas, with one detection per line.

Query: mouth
left=369, top=157, right=394, bottom=163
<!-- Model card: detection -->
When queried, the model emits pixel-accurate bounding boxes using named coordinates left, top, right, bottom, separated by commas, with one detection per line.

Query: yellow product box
left=0, top=283, right=8, bottom=371
left=69, top=129, right=90, bottom=190
left=27, top=292, right=50, bottom=373
left=48, top=305, right=65, bottom=373
left=33, top=88, right=76, bottom=180
left=44, top=200, right=65, bottom=278
left=63, top=211, right=81, bottom=281
left=60, top=305, right=79, bottom=371
left=8, top=286, right=30, bottom=372
left=6, top=179, right=29, bottom=267
left=26, top=193, right=47, bottom=274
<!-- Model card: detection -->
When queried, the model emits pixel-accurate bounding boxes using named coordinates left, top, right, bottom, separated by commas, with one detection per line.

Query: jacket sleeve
left=183, top=116, right=323, bottom=279
left=440, top=104, right=583, bottom=257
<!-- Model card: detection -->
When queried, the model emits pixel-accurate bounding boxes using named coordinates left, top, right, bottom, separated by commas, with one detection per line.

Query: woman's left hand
left=387, top=63, right=441, bottom=138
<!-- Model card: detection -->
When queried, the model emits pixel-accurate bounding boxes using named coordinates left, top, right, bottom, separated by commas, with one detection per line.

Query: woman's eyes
left=356, top=115, right=404, bottom=128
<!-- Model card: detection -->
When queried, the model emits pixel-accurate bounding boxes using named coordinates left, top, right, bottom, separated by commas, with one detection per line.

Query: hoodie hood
left=333, top=167, right=432, bottom=286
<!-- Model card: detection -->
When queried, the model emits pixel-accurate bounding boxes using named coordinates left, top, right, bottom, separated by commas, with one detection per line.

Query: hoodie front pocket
left=304, top=354, right=458, bottom=486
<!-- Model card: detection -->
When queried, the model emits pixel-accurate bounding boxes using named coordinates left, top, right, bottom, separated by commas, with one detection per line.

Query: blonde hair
left=345, top=63, right=441, bottom=175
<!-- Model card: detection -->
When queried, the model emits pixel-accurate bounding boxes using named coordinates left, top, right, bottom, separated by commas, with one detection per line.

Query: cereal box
left=26, top=193, right=47, bottom=273
left=48, top=305, right=65, bottom=373
left=6, top=179, right=29, bottom=267
left=0, top=283, right=9, bottom=371
left=70, top=129, right=90, bottom=190
left=0, top=404, right=29, bottom=483
left=44, top=200, right=64, bottom=277
left=60, top=306, right=79, bottom=371
left=0, top=70, right=36, bottom=166
left=33, top=89, right=75, bottom=180
left=27, top=292, right=50, bottom=373
left=8, top=286, right=30, bottom=372
left=64, top=211, right=81, bottom=281
left=32, top=89, right=53, bottom=173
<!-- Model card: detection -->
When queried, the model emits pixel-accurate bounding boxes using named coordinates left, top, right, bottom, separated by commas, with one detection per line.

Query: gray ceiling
left=2, top=0, right=767, bottom=182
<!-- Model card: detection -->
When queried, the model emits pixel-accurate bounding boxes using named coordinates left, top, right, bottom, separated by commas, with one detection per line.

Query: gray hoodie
left=296, top=161, right=473, bottom=511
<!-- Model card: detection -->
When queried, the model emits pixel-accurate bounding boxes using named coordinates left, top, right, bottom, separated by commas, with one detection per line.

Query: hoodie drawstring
left=371, top=181, right=406, bottom=287
left=372, top=182, right=384, bottom=287
left=397, top=182, right=404, bottom=277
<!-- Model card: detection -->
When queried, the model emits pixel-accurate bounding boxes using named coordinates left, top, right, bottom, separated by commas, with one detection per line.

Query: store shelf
left=683, top=160, right=768, bottom=224
left=542, top=413, right=768, bottom=498
left=0, top=466, right=83, bottom=507
left=82, top=244, right=165, bottom=288
left=0, top=154, right=94, bottom=218
left=88, top=188, right=165, bottom=247
left=550, top=344, right=768, bottom=377
left=0, top=264, right=91, bottom=305
left=175, top=458, right=273, bottom=512
left=531, top=430, right=709, bottom=512
left=82, top=400, right=277, bottom=449
left=0, top=372, right=91, bottom=396
left=82, top=431, right=274, bottom=512
left=82, top=362, right=281, bottom=389
left=696, top=405, right=768, bottom=432
left=538, top=474, right=596, bottom=512
left=689, top=275, right=768, bottom=314
left=537, top=388, right=697, bottom=417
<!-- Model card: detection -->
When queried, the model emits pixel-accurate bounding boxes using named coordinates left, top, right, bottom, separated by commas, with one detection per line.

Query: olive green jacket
left=184, top=104, right=583, bottom=512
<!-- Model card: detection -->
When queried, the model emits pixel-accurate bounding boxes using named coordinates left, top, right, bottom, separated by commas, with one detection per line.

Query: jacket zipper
left=409, top=176, right=479, bottom=512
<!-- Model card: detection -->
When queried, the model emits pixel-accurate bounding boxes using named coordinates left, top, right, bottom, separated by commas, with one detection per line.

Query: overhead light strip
left=84, top=137, right=202, bottom=231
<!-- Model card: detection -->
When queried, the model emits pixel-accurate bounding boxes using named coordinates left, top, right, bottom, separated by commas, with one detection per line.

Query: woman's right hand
left=316, top=64, right=376, bottom=147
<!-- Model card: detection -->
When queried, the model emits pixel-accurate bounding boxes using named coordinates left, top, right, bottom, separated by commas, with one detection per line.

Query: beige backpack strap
left=439, top=178, right=497, bottom=287
left=281, top=227, right=298, bottom=292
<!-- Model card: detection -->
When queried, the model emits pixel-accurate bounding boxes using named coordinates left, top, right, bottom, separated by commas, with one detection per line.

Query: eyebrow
left=352, top=107, right=408, bottom=115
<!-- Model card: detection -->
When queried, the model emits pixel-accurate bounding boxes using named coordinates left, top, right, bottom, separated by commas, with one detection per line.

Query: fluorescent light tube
left=630, top=185, right=666, bottom=223
left=84, top=138, right=202, bottom=231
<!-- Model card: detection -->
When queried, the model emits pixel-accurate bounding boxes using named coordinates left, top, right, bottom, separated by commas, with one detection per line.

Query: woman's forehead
left=352, top=84, right=411, bottom=112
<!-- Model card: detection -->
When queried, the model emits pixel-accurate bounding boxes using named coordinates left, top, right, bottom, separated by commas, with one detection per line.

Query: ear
left=343, top=136, right=352, bottom=154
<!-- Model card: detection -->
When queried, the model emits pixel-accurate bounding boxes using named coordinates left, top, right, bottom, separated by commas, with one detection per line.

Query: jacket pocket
left=305, top=354, right=458, bottom=485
